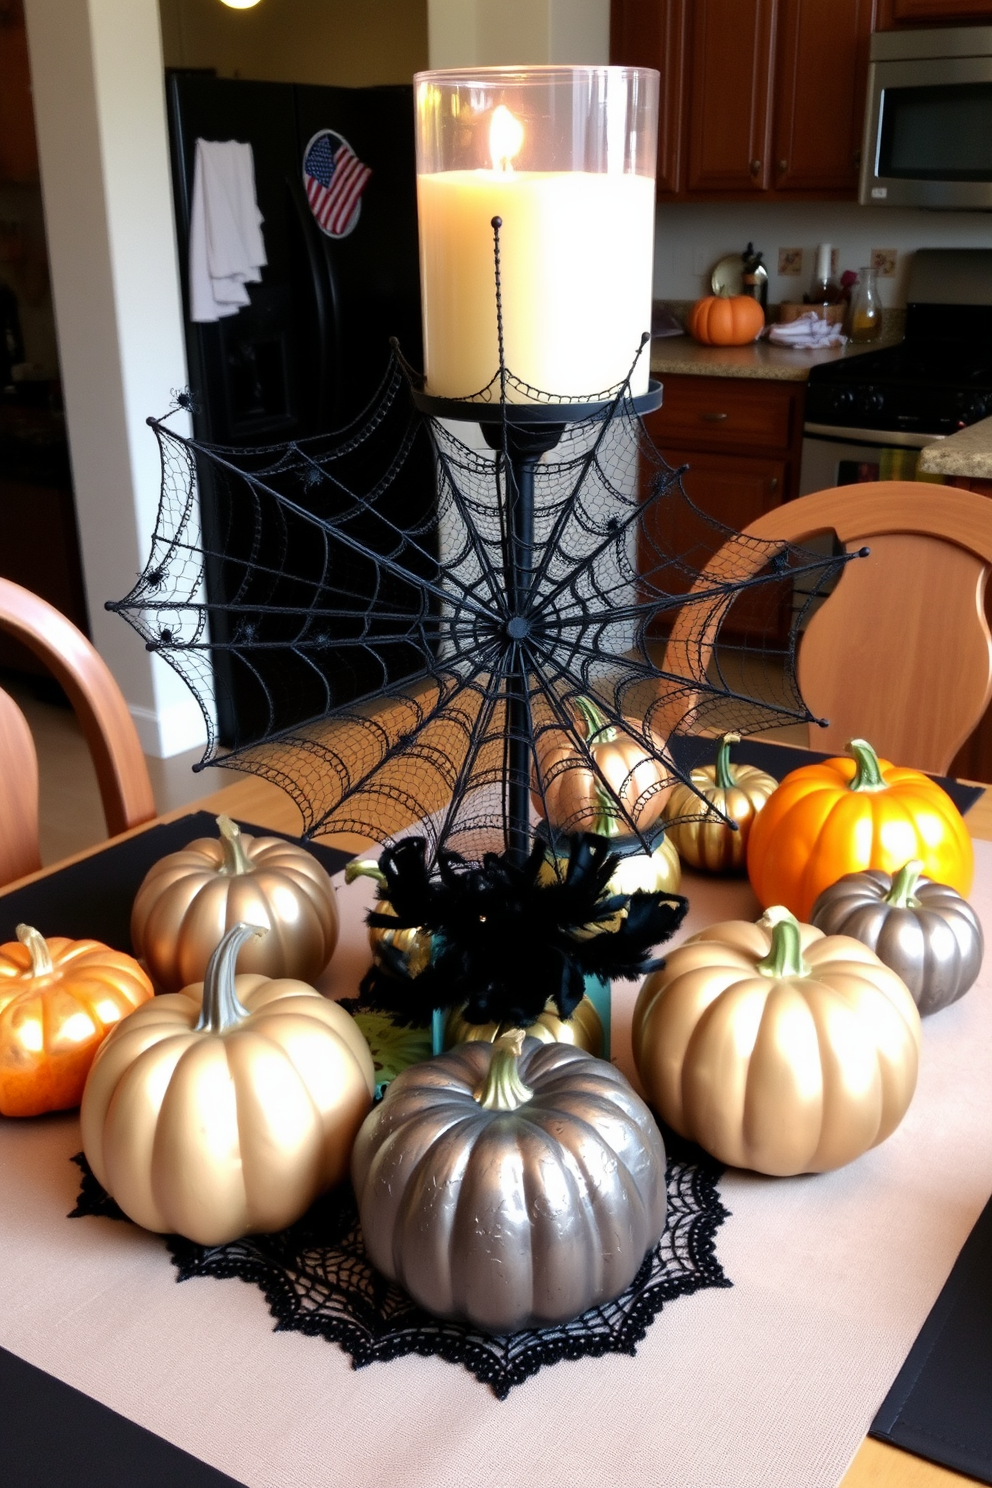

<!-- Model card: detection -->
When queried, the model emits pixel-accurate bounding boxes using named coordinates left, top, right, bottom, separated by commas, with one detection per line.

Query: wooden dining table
left=1, top=761, right=989, bottom=1488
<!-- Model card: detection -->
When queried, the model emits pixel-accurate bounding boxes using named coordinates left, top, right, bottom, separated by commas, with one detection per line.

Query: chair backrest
left=661, top=481, right=992, bottom=775
left=0, top=578, right=156, bottom=885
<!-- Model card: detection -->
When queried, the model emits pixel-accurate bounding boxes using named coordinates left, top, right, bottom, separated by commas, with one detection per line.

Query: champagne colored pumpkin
left=81, top=923, right=375, bottom=1245
left=746, top=738, right=974, bottom=922
left=663, top=732, right=777, bottom=873
left=632, top=906, right=921, bottom=1175
left=0, top=925, right=154, bottom=1117
left=532, top=697, right=671, bottom=836
left=131, top=815, right=339, bottom=991
left=352, top=1030, right=667, bottom=1334
left=444, top=992, right=603, bottom=1056
left=810, top=860, right=984, bottom=1017
left=687, top=294, right=765, bottom=346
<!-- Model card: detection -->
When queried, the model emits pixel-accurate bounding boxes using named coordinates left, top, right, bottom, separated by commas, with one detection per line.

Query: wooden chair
left=661, top=481, right=992, bottom=776
left=0, top=577, right=156, bottom=886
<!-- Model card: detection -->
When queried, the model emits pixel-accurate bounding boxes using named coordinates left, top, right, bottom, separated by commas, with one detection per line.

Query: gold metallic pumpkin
left=532, top=696, right=671, bottom=835
left=444, top=993, right=603, bottom=1056
left=632, top=906, right=921, bottom=1175
left=663, top=733, right=777, bottom=873
left=131, top=815, right=339, bottom=991
left=352, top=1030, right=667, bottom=1334
left=80, top=923, right=375, bottom=1245
left=345, top=858, right=433, bottom=978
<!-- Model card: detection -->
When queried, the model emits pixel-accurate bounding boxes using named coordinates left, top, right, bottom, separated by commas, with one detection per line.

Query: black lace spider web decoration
left=109, top=328, right=853, bottom=866
left=70, top=1129, right=731, bottom=1399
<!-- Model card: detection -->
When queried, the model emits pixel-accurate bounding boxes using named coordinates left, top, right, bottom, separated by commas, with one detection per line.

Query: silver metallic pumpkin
left=810, top=859, right=983, bottom=1017
left=351, top=1030, right=667, bottom=1335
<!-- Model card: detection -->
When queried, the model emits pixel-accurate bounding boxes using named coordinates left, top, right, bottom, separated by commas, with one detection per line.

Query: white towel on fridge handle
left=189, top=139, right=267, bottom=323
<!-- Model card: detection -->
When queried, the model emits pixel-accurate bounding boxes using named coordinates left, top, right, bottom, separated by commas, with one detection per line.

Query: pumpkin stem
left=847, top=739, right=886, bottom=793
left=16, top=924, right=53, bottom=977
left=714, top=732, right=741, bottom=791
left=195, top=922, right=266, bottom=1033
left=216, top=815, right=254, bottom=876
left=589, top=780, right=622, bottom=838
left=344, top=858, right=388, bottom=892
left=575, top=695, right=616, bottom=746
left=475, top=1029, right=534, bottom=1112
left=756, top=906, right=809, bottom=979
left=886, top=859, right=924, bottom=909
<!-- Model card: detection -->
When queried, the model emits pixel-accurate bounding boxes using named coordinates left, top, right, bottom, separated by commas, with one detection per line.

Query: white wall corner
left=129, top=694, right=209, bottom=759
left=24, top=0, right=200, bottom=759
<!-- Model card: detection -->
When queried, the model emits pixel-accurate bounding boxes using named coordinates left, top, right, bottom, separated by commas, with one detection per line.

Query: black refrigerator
left=166, top=73, right=435, bottom=747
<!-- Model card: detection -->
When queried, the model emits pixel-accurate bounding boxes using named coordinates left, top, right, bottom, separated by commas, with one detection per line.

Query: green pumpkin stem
left=575, top=695, right=616, bottom=746
left=847, top=739, right=886, bottom=793
left=715, top=732, right=741, bottom=791
left=589, top=780, right=622, bottom=838
left=16, top=924, right=53, bottom=977
left=885, top=859, right=924, bottom=909
left=756, top=906, right=809, bottom=979
left=195, top=922, right=266, bottom=1034
left=344, top=858, right=388, bottom=892
left=476, top=1029, right=534, bottom=1112
left=216, top=815, right=254, bottom=876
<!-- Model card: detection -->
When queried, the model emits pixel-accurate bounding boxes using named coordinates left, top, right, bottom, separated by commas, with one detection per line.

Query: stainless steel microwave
left=860, top=26, right=992, bottom=209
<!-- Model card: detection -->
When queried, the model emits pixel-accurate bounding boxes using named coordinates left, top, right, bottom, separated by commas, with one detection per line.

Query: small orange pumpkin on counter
left=687, top=293, right=765, bottom=346
left=746, top=738, right=974, bottom=922
left=131, top=814, right=339, bottom=991
left=0, top=925, right=153, bottom=1117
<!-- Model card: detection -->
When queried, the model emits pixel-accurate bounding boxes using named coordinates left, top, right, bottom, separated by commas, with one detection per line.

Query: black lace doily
left=70, top=1132, right=731, bottom=1399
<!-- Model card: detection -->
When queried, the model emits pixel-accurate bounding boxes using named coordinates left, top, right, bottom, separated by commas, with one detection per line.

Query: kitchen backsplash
left=653, top=200, right=992, bottom=309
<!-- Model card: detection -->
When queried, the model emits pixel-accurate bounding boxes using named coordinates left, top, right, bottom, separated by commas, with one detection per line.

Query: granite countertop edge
left=918, top=414, right=992, bottom=480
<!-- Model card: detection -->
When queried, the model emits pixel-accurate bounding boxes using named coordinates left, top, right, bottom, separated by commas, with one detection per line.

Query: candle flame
left=489, top=105, right=523, bottom=172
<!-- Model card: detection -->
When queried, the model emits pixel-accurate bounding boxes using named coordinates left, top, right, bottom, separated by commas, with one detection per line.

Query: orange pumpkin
left=0, top=925, right=154, bottom=1117
left=688, top=294, right=765, bottom=346
left=747, top=738, right=974, bottom=922
left=532, top=697, right=671, bottom=835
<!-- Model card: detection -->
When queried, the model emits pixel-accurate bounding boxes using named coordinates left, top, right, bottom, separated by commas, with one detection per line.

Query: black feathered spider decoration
left=357, top=833, right=688, bottom=1029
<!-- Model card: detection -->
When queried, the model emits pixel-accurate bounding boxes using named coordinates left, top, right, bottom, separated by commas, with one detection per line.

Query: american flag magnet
left=302, top=129, right=372, bottom=239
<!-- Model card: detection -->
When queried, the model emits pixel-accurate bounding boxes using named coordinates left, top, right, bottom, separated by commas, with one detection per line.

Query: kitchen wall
left=652, top=200, right=992, bottom=308
left=159, top=0, right=428, bottom=86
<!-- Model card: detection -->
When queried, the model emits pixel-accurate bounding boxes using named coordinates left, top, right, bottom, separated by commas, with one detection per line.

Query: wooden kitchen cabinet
left=774, top=0, right=875, bottom=191
left=684, top=0, right=776, bottom=193
left=876, top=0, right=992, bottom=23
left=610, top=0, right=873, bottom=200
left=610, top=0, right=686, bottom=194
left=639, top=374, right=803, bottom=636
left=0, top=0, right=38, bottom=185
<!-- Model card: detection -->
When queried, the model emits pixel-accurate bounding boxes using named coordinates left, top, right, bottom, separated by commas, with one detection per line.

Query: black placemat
left=667, top=737, right=984, bottom=818
left=0, top=813, right=352, bottom=951
left=0, top=1344, right=247, bottom=1488
left=870, top=1193, right=992, bottom=1484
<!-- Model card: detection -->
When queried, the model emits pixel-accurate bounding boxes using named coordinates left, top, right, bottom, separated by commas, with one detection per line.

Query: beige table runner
left=2, top=845, right=991, bottom=1488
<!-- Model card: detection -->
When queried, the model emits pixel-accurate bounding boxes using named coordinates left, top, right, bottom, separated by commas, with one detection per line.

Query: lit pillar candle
left=415, top=68, right=659, bottom=403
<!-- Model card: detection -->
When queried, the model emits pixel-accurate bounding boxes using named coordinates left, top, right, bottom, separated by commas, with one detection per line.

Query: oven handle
left=803, top=422, right=944, bottom=450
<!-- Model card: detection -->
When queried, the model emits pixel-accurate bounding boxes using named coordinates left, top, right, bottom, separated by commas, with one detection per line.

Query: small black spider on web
left=109, top=244, right=853, bottom=868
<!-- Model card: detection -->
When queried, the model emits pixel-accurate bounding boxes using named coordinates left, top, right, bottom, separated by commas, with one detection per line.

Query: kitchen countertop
left=649, top=328, right=904, bottom=383
left=918, top=414, right=992, bottom=480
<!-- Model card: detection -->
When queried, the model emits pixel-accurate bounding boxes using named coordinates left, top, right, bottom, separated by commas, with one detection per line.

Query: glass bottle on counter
left=848, top=267, right=882, bottom=343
